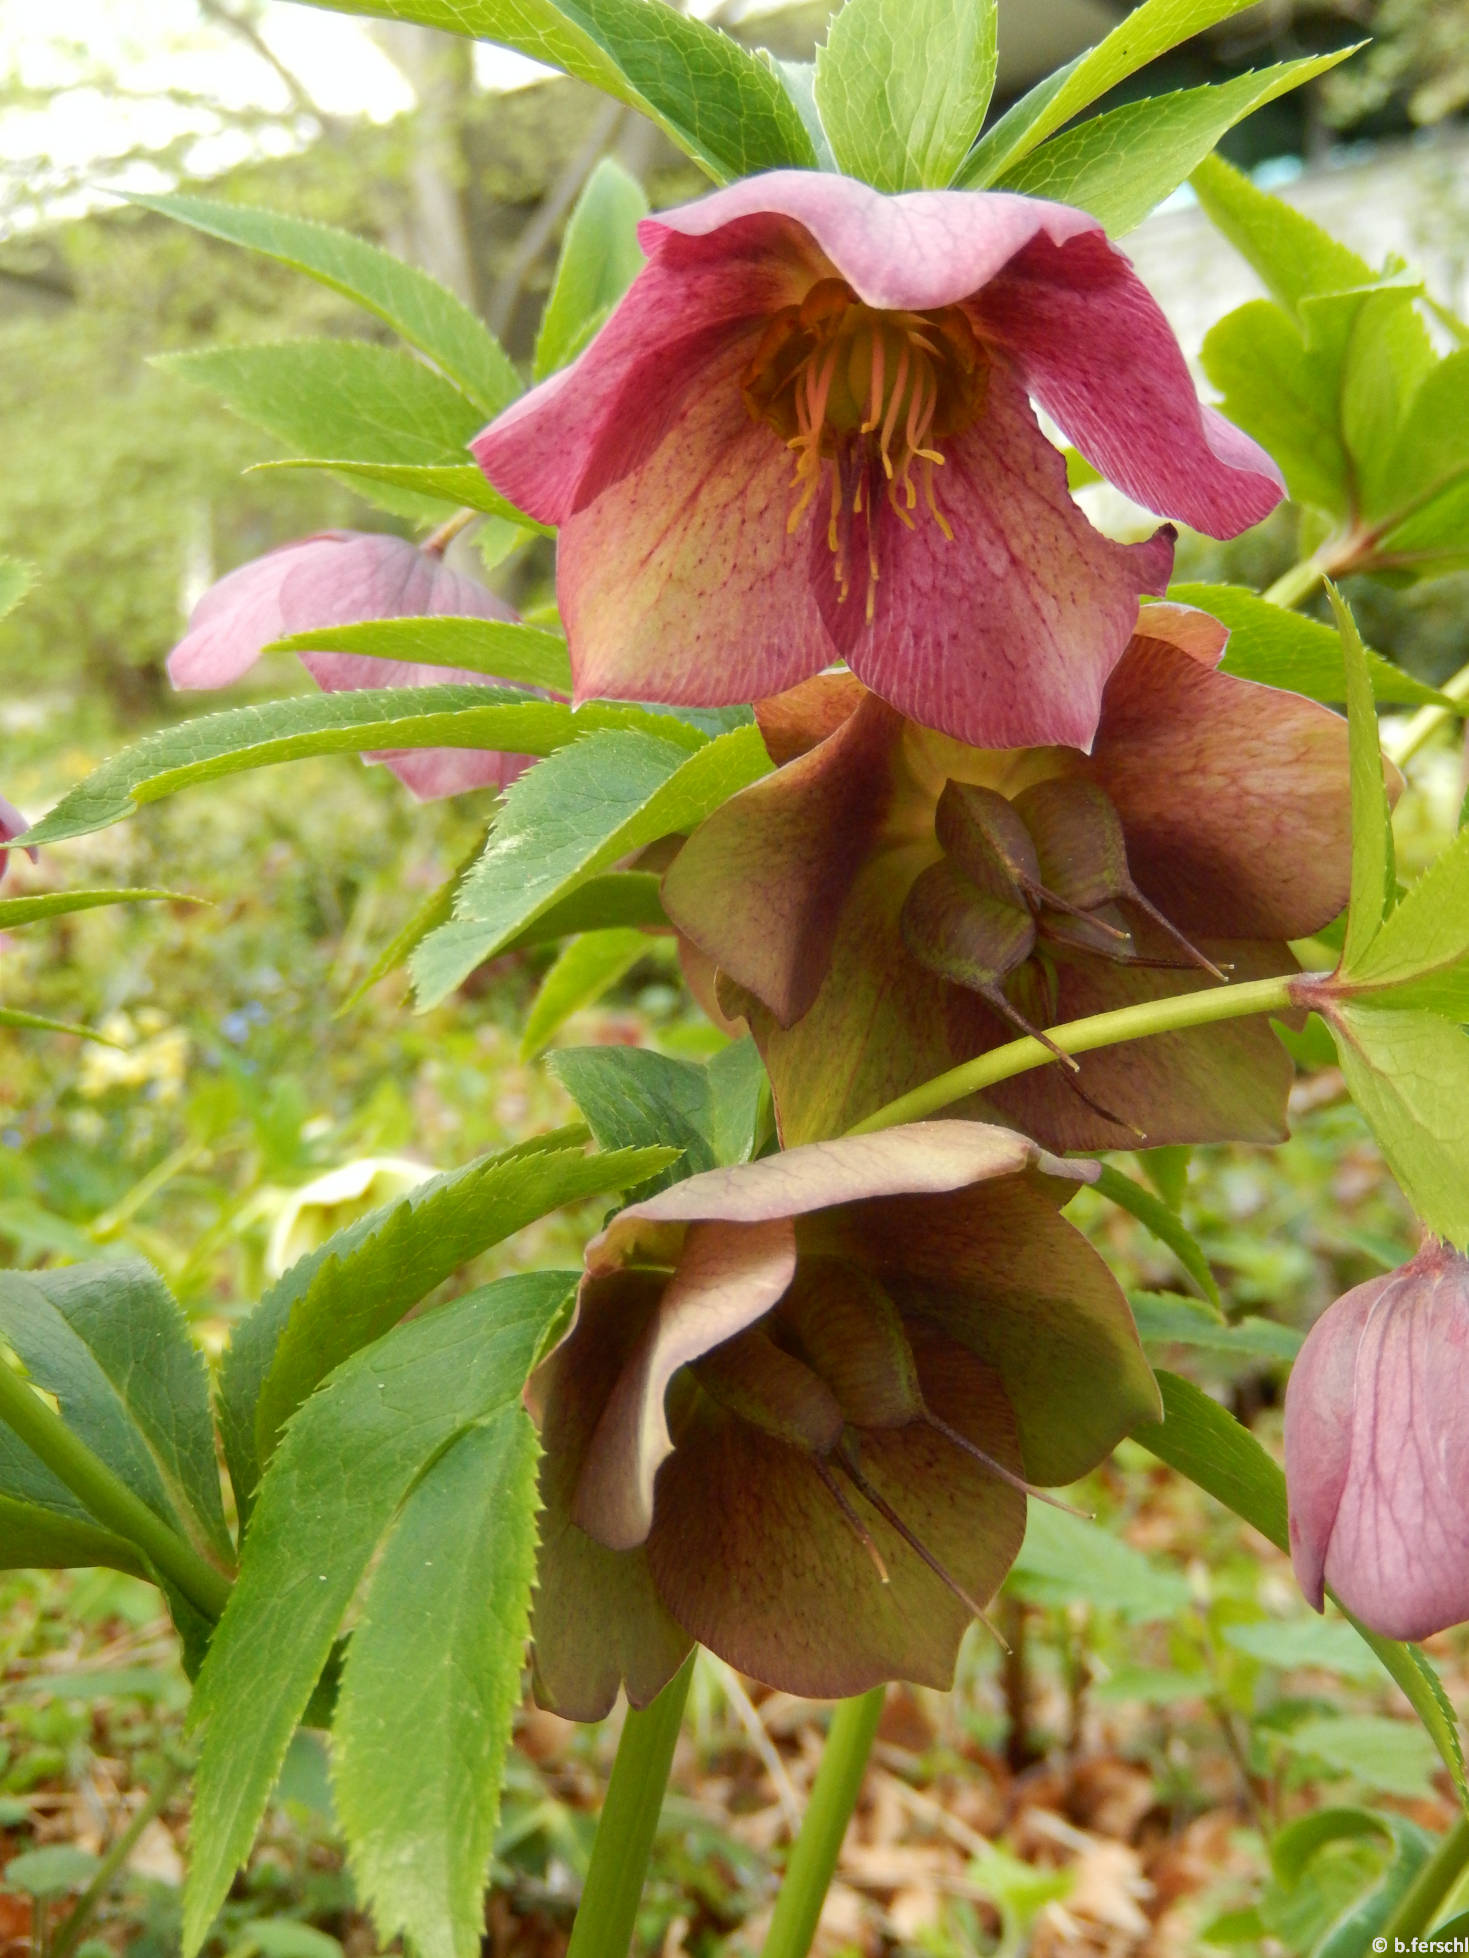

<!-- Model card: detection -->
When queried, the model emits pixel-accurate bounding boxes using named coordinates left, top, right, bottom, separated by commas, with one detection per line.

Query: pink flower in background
left=0, top=793, right=35, bottom=883
left=169, top=530, right=541, bottom=800
left=1286, top=1239, right=1469, bottom=1642
left=473, top=172, right=1282, bottom=751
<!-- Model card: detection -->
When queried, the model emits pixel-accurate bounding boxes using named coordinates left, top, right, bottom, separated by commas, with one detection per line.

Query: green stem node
left=566, top=1654, right=695, bottom=1958
left=760, top=1687, right=886, bottom=1958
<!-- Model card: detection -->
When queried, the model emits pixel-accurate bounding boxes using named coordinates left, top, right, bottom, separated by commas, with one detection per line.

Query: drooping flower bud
left=167, top=530, right=544, bottom=800
left=1284, top=1240, right=1469, bottom=1642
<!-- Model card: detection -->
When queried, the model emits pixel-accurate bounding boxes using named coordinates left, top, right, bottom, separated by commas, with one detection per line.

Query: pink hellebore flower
left=168, top=530, right=540, bottom=800
left=526, top=1121, right=1159, bottom=1719
left=1286, top=1240, right=1469, bottom=1643
left=473, top=173, right=1282, bottom=751
left=663, top=605, right=1359, bottom=1153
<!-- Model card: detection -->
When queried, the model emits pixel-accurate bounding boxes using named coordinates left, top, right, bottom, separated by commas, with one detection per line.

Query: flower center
left=741, top=278, right=988, bottom=619
left=899, top=778, right=1228, bottom=1131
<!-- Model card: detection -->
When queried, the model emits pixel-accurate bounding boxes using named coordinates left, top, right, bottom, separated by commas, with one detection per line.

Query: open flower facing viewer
left=169, top=529, right=541, bottom=800
left=663, top=605, right=1359, bottom=1152
left=473, top=173, right=1282, bottom=752
left=527, top=1122, right=1158, bottom=1719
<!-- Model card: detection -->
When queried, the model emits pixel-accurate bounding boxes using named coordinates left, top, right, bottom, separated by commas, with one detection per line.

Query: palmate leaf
left=130, top=194, right=519, bottom=418
left=549, top=1037, right=769, bottom=1187
left=533, top=157, right=648, bottom=382
left=252, top=458, right=545, bottom=528
left=0, top=1261, right=232, bottom=1566
left=0, top=1416, right=146, bottom=1574
left=158, top=341, right=484, bottom=521
left=251, top=1138, right=671, bottom=1473
left=814, top=0, right=996, bottom=193
left=1190, top=151, right=1372, bottom=315
left=995, top=53, right=1354, bottom=235
left=955, top=0, right=1275, bottom=189
left=269, top=617, right=573, bottom=694
left=184, top=1271, right=575, bottom=1958
left=218, top=1130, right=673, bottom=1507
left=332, top=1410, right=538, bottom=1958
left=1161, top=585, right=1449, bottom=708
left=519, top=927, right=652, bottom=1058
left=300, top=0, right=815, bottom=183
left=1135, top=1371, right=1469, bottom=1809
left=411, top=723, right=770, bottom=1007
left=16, top=687, right=706, bottom=849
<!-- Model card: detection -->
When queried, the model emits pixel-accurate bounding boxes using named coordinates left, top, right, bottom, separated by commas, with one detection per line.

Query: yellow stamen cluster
left=742, top=278, right=988, bottom=619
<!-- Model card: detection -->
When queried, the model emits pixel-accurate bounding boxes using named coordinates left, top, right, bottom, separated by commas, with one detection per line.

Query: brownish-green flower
left=526, top=1123, right=1157, bottom=1718
left=663, top=604, right=1357, bottom=1151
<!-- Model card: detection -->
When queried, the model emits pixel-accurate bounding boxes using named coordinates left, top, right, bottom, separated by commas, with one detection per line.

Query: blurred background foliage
left=3, top=2, right=1469, bottom=1954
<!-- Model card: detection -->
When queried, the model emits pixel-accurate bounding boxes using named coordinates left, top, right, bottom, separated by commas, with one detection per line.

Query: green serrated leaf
left=253, top=1140, right=669, bottom=1469
left=1161, top=586, right=1449, bottom=708
left=0, top=557, right=34, bottom=624
left=503, top=870, right=668, bottom=950
left=0, top=888, right=200, bottom=928
left=814, top=0, right=996, bottom=191
left=217, top=1128, right=586, bottom=1510
left=1342, top=824, right=1469, bottom=1012
left=1321, top=1002, right=1469, bottom=1250
left=1332, top=585, right=1396, bottom=971
left=1200, top=300, right=1353, bottom=518
left=1091, top=1163, right=1221, bottom=1312
left=18, top=688, right=703, bottom=849
left=995, top=53, right=1353, bottom=235
left=268, top=617, right=572, bottom=694
left=184, top=1271, right=574, bottom=1958
left=251, top=458, right=546, bottom=529
left=333, top=1409, right=538, bottom=1958
left=520, top=929, right=651, bottom=1058
left=300, top=0, right=815, bottom=183
left=1135, top=1370, right=1469, bottom=1807
left=1190, top=151, right=1374, bottom=315
left=1008, top=1502, right=1190, bottom=1622
left=130, top=194, right=518, bottom=417
left=549, top=1045, right=717, bottom=1192
left=957, top=0, right=1268, bottom=188
left=0, top=1262, right=232, bottom=1564
left=412, top=723, right=769, bottom=1008
left=534, top=157, right=648, bottom=382
left=158, top=341, right=483, bottom=520
left=1129, top=1291, right=1301, bottom=1362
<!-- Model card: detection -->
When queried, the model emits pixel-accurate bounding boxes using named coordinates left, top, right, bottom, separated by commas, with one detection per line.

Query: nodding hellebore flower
left=472, top=173, right=1282, bottom=751
left=1286, top=1240, right=1469, bottom=1643
left=527, top=1122, right=1158, bottom=1718
left=663, top=605, right=1359, bottom=1153
left=168, top=529, right=542, bottom=800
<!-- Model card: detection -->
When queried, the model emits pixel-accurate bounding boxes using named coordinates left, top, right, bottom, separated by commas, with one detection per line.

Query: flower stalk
left=565, top=1655, right=696, bottom=1958
left=1378, top=1815, right=1469, bottom=1945
left=845, top=971, right=1303, bottom=1137
left=759, top=1687, right=887, bottom=1958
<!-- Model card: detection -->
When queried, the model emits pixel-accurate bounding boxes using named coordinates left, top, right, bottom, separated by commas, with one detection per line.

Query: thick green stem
left=760, top=1687, right=886, bottom=1958
left=1262, top=555, right=1330, bottom=609
left=1379, top=1815, right=1469, bottom=1943
left=0, top=1361, right=231, bottom=1622
left=845, top=973, right=1301, bottom=1137
left=566, top=1654, right=695, bottom=1958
